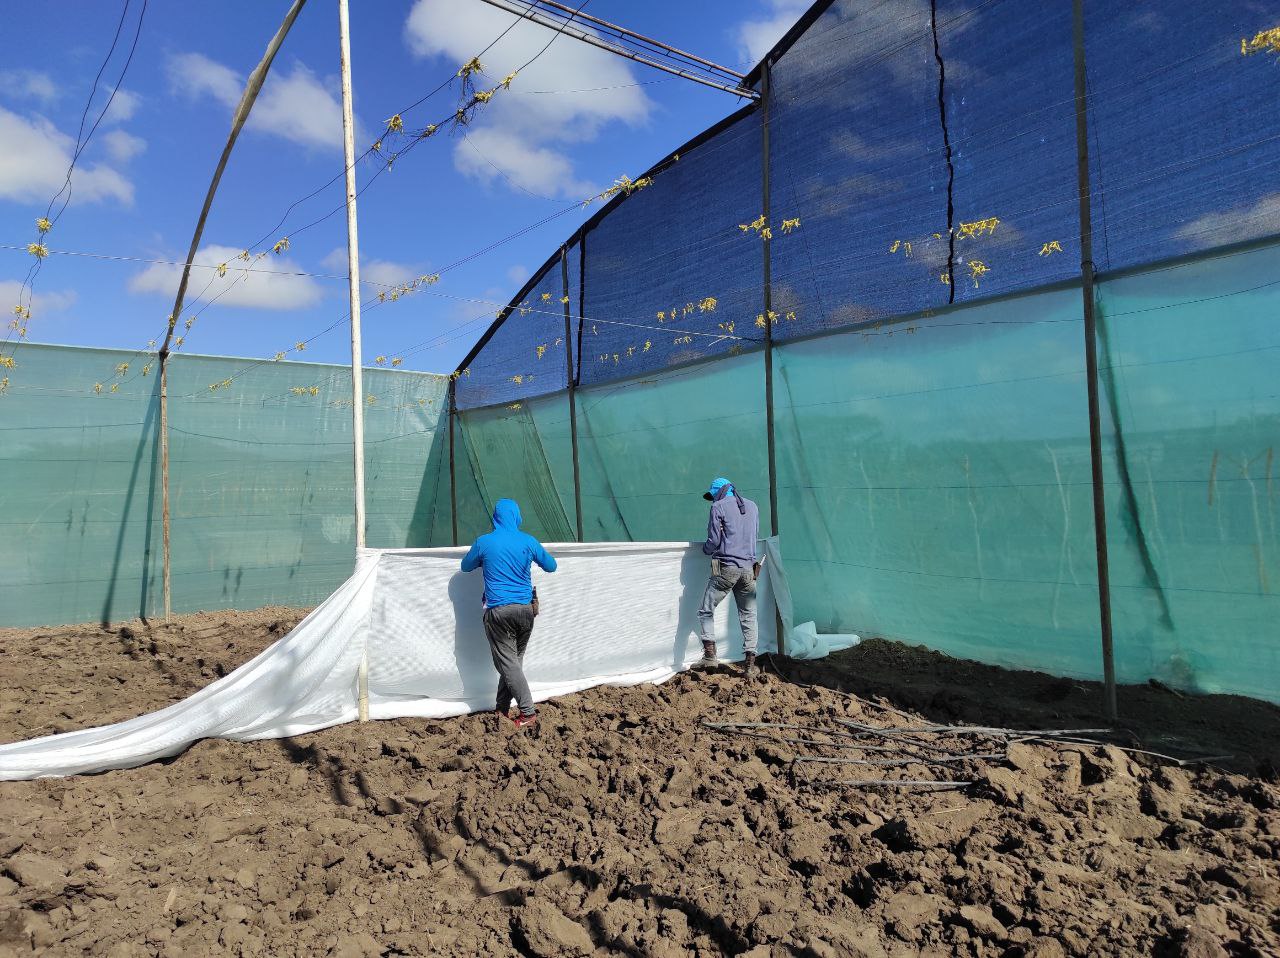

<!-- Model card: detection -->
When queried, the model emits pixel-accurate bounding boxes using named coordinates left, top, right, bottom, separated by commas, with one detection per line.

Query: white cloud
left=1174, top=193, right=1280, bottom=250
left=168, top=52, right=240, bottom=104
left=454, top=128, right=595, bottom=199
left=128, top=244, right=325, bottom=311
left=0, top=106, right=133, bottom=204
left=320, top=248, right=425, bottom=290
left=734, top=0, right=810, bottom=66
left=404, top=0, right=651, bottom=198
left=0, top=280, right=77, bottom=315
left=506, top=264, right=528, bottom=286
left=101, top=129, right=146, bottom=163
left=0, top=70, right=58, bottom=104
left=102, top=88, right=141, bottom=123
left=167, top=52, right=347, bottom=150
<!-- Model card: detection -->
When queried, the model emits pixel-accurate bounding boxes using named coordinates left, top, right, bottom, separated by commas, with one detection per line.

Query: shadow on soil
left=765, top=638, right=1280, bottom=778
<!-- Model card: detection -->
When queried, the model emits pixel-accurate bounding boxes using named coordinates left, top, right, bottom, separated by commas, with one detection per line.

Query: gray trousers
left=482, top=603, right=536, bottom=716
left=698, top=564, right=758, bottom=654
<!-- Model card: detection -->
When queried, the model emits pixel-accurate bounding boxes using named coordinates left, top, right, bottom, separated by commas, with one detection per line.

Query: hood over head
left=703, top=477, right=734, bottom=502
left=492, top=498, right=522, bottom=530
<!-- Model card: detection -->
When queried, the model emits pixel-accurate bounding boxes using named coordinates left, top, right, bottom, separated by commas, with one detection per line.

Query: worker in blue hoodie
left=460, top=498, right=557, bottom=728
left=698, top=477, right=761, bottom=676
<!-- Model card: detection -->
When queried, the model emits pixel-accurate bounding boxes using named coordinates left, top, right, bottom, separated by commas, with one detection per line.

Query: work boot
left=744, top=651, right=758, bottom=677
left=695, top=640, right=719, bottom=669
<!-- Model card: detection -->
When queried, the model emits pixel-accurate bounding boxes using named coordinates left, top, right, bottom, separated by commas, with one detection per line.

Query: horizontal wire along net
left=1084, top=2, right=1280, bottom=273
left=578, top=109, right=764, bottom=387
left=454, top=254, right=571, bottom=411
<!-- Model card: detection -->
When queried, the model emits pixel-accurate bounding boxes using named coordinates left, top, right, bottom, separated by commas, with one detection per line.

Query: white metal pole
left=338, top=0, right=369, bottom=722
left=338, top=0, right=366, bottom=552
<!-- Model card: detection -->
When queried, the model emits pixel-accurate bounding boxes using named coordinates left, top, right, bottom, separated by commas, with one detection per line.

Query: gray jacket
left=702, top=485, right=759, bottom=569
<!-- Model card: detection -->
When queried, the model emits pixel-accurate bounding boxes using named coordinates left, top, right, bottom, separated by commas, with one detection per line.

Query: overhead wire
left=5, top=0, right=148, bottom=359
left=101, top=0, right=594, bottom=392
left=14, top=0, right=1264, bottom=410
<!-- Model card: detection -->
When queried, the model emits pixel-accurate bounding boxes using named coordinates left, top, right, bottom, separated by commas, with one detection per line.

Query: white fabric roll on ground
left=0, top=538, right=825, bottom=780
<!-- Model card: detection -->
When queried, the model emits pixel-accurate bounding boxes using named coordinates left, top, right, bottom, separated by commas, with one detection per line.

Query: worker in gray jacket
left=696, top=477, right=761, bottom=675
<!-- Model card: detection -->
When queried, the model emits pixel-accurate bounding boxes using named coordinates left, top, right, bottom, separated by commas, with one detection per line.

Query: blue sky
left=1, top=0, right=806, bottom=373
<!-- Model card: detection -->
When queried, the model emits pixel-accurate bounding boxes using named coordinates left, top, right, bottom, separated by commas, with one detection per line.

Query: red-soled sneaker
left=512, top=713, right=538, bottom=730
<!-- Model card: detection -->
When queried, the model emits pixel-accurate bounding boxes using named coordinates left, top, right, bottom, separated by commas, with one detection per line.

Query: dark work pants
left=483, top=603, right=536, bottom=716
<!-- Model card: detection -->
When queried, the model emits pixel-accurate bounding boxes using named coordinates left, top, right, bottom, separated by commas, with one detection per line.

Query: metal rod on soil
left=702, top=725, right=905, bottom=754
left=1022, top=736, right=1233, bottom=767
left=820, top=779, right=974, bottom=790
left=835, top=719, right=1112, bottom=738
left=794, top=754, right=1005, bottom=769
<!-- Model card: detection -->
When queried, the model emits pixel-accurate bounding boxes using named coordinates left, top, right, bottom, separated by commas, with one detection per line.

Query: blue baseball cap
left=703, top=477, right=732, bottom=501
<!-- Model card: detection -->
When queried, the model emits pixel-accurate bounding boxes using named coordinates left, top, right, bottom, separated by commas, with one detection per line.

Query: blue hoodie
left=460, top=499, right=557, bottom=608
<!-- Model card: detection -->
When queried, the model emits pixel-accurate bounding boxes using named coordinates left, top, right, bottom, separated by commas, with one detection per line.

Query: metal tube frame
left=471, top=0, right=758, bottom=100
left=561, top=247, right=584, bottom=541
left=761, top=61, right=786, bottom=657
left=449, top=377, right=459, bottom=547
left=1072, top=0, right=1118, bottom=720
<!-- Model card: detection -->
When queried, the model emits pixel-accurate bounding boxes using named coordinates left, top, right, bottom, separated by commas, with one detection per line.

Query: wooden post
left=1072, top=0, right=1117, bottom=720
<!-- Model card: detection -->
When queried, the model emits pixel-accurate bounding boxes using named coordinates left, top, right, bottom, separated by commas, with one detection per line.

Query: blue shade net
left=454, top=245, right=577, bottom=411
left=578, top=109, right=764, bottom=387
left=1084, top=2, right=1280, bottom=273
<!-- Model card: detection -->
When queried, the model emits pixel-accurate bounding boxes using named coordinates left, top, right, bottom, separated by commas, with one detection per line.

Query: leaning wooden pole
left=1071, top=0, right=1118, bottom=720
left=337, top=0, right=369, bottom=722
left=156, top=0, right=308, bottom=621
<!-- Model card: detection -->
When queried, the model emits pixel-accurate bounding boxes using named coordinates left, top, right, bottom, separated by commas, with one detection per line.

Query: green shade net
left=1, top=345, right=452, bottom=628
left=456, top=243, right=1279, bottom=702
left=1096, top=243, right=1280, bottom=701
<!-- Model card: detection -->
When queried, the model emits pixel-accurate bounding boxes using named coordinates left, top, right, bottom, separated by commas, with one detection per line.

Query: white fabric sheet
left=0, top=539, right=813, bottom=780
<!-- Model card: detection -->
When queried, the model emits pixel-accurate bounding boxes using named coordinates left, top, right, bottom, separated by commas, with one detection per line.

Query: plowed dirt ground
left=1, top=610, right=1277, bottom=957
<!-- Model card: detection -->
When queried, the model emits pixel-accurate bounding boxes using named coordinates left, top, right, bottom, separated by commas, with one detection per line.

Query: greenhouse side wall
left=448, top=0, right=1279, bottom=702
left=455, top=240, right=1280, bottom=703
left=1, top=344, right=452, bottom=628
